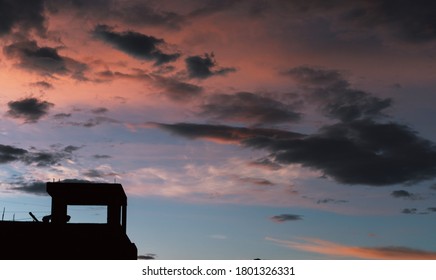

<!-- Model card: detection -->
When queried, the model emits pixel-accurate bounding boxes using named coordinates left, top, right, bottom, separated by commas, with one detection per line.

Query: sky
left=0, top=0, right=436, bottom=260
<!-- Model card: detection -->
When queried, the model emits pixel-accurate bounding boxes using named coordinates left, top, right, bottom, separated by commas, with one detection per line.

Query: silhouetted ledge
left=0, top=182, right=137, bottom=260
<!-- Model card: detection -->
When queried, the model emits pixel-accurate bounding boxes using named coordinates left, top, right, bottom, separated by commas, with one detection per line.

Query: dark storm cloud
left=3, top=40, right=89, bottom=80
left=285, top=66, right=392, bottom=122
left=7, top=97, right=54, bottom=123
left=265, top=120, right=436, bottom=186
left=0, top=0, right=46, bottom=36
left=185, top=53, right=236, bottom=79
left=156, top=119, right=436, bottom=186
left=200, top=92, right=301, bottom=125
left=270, top=214, right=303, bottom=223
left=428, top=207, right=436, bottom=212
left=92, top=25, right=180, bottom=66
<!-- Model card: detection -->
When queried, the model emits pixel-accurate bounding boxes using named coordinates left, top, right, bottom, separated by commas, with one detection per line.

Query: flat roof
left=46, top=182, right=127, bottom=206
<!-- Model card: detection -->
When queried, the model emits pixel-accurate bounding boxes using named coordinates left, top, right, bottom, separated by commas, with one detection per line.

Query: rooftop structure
left=0, top=182, right=137, bottom=260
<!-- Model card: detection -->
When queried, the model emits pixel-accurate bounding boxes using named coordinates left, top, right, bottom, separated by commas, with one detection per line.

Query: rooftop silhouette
left=0, top=182, right=137, bottom=260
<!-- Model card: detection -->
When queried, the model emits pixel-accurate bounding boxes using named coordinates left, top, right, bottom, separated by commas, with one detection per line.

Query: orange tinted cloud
left=266, top=237, right=436, bottom=260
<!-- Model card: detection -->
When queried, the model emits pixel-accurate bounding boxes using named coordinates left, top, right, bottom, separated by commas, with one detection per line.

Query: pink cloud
left=266, top=237, right=436, bottom=260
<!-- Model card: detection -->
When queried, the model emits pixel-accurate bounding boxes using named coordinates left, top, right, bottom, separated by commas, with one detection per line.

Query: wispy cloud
left=266, top=237, right=436, bottom=259
left=270, top=214, right=303, bottom=223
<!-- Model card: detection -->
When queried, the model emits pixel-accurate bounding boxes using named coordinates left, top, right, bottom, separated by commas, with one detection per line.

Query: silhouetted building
left=0, top=182, right=137, bottom=259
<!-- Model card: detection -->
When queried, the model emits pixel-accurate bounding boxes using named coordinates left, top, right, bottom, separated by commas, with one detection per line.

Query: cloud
left=150, top=74, right=203, bottom=102
left=285, top=66, right=392, bottom=122
left=391, top=190, right=419, bottom=200
left=66, top=116, right=120, bottom=128
left=30, top=81, right=54, bottom=90
left=266, top=237, right=436, bottom=259
left=189, top=0, right=243, bottom=18
left=10, top=180, right=47, bottom=195
left=83, top=168, right=118, bottom=179
left=316, top=198, right=348, bottom=204
left=138, top=253, right=157, bottom=260
left=53, top=113, right=72, bottom=119
left=96, top=69, right=149, bottom=81
left=0, top=144, right=79, bottom=167
left=200, top=92, right=301, bottom=125
left=185, top=52, right=236, bottom=79
left=0, top=0, right=46, bottom=37
left=46, top=0, right=184, bottom=30
left=92, top=25, right=180, bottom=66
left=271, top=1, right=436, bottom=45
left=234, top=176, right=275, bottom=186
left=3, top=40, right=89, bottom=80
left=63, top=145, right=81, bottom=153
left=340, top=0, right=436, bottom=44
left=156, top=119, right=436, bottom=186
left=22, top=151, right=67, bottom=167
left=401, top=208, right=418, bottom=214
left=91, top=107, right=108, bottom=114
left=248, top=158, right=283, bottom=171
left=264, top=120, right=436, bottom=186
left=210, top=234, right=227, bottom=240
left=270, top=214, right=303, bottom=223
left=153, top=122, right=304, bottom=144
left=93, top=154, right=111, bottom=159
left=0, top=144, right=27, bottom=163
left=7, top=97, right=54, bottom=123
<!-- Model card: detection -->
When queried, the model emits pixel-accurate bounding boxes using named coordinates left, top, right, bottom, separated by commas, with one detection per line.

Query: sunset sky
left=1, top=0, right=436, bottom=260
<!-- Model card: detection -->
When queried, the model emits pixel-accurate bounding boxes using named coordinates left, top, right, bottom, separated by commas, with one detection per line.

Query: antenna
left=29, top=212, right=39, bottom=222
left=1, top=207, right=4, bottom=221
